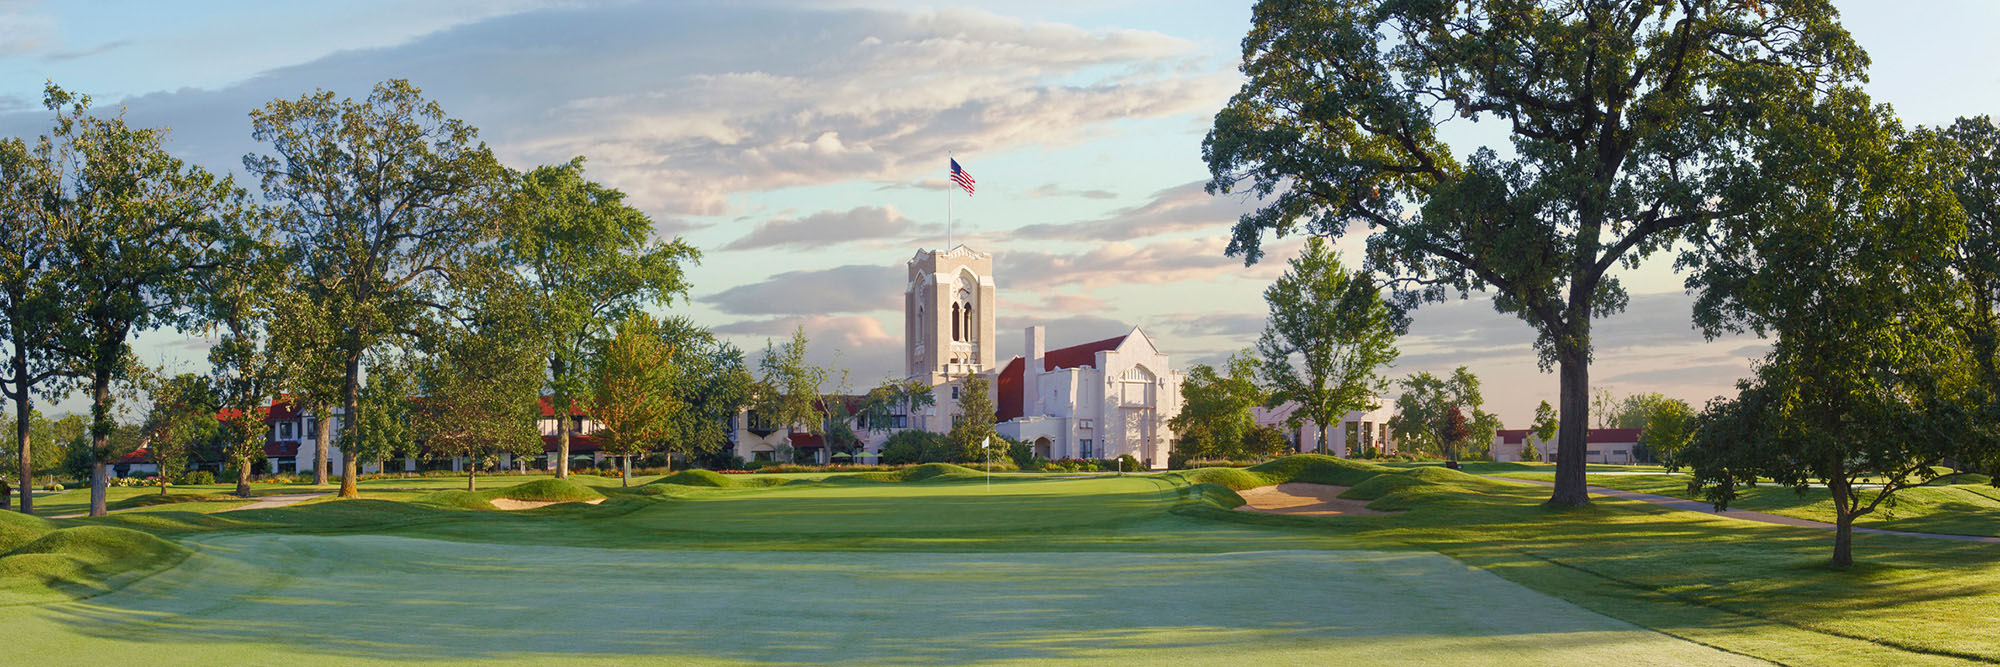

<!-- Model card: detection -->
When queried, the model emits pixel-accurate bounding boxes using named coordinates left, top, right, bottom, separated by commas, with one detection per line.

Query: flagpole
left=946, top=154, right=953, bottom=251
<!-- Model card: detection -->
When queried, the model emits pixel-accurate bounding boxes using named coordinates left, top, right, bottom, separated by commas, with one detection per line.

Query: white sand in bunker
left=1234, top=482, right=1393, bottom=516
left=488, top=497, right=606, bottom=511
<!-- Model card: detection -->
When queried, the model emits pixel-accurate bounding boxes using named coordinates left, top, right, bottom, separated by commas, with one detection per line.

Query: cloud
left=1013, top=180, right=1258, bottom=242
left=713, top=314, right=902, bottom=384
left=998, top=292, right=1109, bottom=314
left=995, top=313, right=1135, bottom=361
left=698, top=264, right=900, bottom=316
left=0, top=5, right=1230, bottom=220
left=1601, top=363, right=1752, bottom=388
left=1022, top=183, right=1116, bottom=200
left=722, top=205, right=933, bottom=251
left=999, top=235, right=1291, bottom=291
left=1155, top=311, right=1265, bottom=340
left=42, top=38, right=130, bottom=62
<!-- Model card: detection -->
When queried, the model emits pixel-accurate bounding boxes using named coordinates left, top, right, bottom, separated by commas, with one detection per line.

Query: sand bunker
left=488, top=497, right=606, bottom=511
left=1234, top=483, right=1391, bottom=516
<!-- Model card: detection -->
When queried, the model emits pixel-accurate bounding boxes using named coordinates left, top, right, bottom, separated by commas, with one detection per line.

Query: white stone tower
left=905, top=245, right=996, bottom=385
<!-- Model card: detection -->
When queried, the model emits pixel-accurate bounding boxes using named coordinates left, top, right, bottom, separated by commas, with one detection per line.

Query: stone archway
left=1033, top=437, right=1052, bottom=460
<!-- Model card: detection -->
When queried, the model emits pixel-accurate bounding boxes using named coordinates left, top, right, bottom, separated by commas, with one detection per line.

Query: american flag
left=950, top=158, right=975, bottom=196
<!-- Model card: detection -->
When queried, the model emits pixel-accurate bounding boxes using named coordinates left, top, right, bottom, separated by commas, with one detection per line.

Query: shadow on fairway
left=28, top=537, right=1753, bottom=665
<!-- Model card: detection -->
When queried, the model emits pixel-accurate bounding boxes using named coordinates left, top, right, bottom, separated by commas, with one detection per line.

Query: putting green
left=6, top=534, right=1755, bottom=665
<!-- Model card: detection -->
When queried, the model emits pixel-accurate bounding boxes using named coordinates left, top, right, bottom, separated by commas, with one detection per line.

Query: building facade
left=1250, top=401, right=1399, bottom=457
left=729, top=244, right=1185, bottom=469
left=1490, top=427, right=1642, bottom=464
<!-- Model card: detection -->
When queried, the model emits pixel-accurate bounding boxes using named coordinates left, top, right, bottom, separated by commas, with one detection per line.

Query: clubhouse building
left=732, top=245, right=1186, bottom=469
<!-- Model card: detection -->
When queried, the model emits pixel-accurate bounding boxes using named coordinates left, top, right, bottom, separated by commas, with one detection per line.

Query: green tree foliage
left=1638, top=398, right=1696, bottom=465
left=858, top=378, right=934, bottom=435
left=1678, top=89, right=1983, bottom=567
left=1170, top=352, right=1273, bottom=462
left=0, top=411, right=77, bottom=490
left=947, top=373, right=997, bottom=463
left=590, top=314, right=677, bottom=486
left=1256, top=237, right=1400, bottom=457
left=500, top=159, right=697, bottom=479
left=411, top=299, right=544, bottom=493
left=879, top=429, right=953, bottom=465
left=350, top=358, right=416, bottom=470
left=1520, top=400, right=1557, bottom=461
left=1389, top=367, right=1498, bottom=463
left=1204, top=0, right=1867, bottom=505
left=246, top=79, right=506, bottom=498
left=1941, top=116, right=2000, bottom=474
left=755, top=327, right=826, bottom=461
left=1243, top=424, right=1290, bottom=460
left=659, top=317, right=753, bottom=470
left=140, top=373, right=219, bottom=495
left=0, top=129, right=69, bottom=515
left=33, top=84, right=250, bottom=516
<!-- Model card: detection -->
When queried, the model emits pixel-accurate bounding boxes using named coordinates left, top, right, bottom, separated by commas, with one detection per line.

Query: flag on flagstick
left=950, top=158, right=976, bottom=196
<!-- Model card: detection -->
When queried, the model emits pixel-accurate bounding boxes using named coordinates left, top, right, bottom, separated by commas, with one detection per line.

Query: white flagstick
left=982, top=435, right=991, bottom=491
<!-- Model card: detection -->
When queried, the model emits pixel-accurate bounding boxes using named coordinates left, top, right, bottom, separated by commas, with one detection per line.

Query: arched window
left=951, top=302, right=961, bottom=341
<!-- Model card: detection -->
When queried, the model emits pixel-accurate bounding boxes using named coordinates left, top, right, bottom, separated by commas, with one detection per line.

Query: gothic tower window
left=951, top=302, right=961, bottom=341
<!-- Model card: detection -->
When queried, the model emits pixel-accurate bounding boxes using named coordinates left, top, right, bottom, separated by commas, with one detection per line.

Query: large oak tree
left=246, top=79, right=505, bottom=498
left=1203, top=0, right=1865, bottom=505
left=500, top=159, right=696, bottom=479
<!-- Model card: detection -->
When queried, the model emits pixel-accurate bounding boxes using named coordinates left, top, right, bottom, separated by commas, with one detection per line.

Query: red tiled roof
left=1588, top=428, right=1643, bottom=444
left=1495, top=428, right=1644, bottom=446
left=265, top=441, right=301, bottom=457
left=539, top=397, right=590, bottom=418
left=543, top=433, right=603, bottom=453
left=1041, top=335, right=1127, bottom=371
left=789, top=432, right=825, bottom=449
left=266, top=399, right=301, bottom=423
left=996, top=357, right=1024, bottom=422
left=113, top=447, right=152, bottom=465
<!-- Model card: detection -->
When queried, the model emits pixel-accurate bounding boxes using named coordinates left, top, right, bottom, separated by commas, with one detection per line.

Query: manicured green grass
left=2, top=454, right=1996, bottom=664
left=1488, top=470, right=2000, bottom=537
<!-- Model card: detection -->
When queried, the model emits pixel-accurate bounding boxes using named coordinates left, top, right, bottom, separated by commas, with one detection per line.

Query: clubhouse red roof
left=995, top=334, right=1131, bottom=422
left=1496, top=428, right=1644, bottom=444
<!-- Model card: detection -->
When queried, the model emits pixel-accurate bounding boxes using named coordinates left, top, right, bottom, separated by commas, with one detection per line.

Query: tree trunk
left=312, top=402, right=330, bottom=486
left=14, top=387, right=31, bottom=515
left=1549, top=344, right=1593, bottom=507
left=1832, top=513, right=1855, bottom=568
left=557, top=398, right=573, bottom=480
left=88, top=371, right=112, bottom=518
left=622, top=455, right=630, bottom=487
left=235, top=455, right=252, bottom=497
left=467, top=467, right=476, bottom=492
left=89, top=463, right=107, bottom=517
left=339, top=353, right=361, bottom=498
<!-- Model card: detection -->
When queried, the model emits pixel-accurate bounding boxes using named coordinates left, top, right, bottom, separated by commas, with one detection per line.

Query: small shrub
left=177, top=471, right=216, bottom=486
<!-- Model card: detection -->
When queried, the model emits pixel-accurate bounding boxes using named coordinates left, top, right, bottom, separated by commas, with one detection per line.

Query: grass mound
left=0, top=510, right=53, bottom=552
left=414, top=491, right=499, bottom=510
left=0, top=525, right=189, bottom=602
left=1172, top=467, right=1268, bottom=491
left=888, top=462, right=983, bottom=482
left=1247, top=454, right=1388, bottom=486
left=1163, top=454, right=1512, bottom=515
left=653, top=469, right=736, bottom=487
left=485, top=479, right=605, bottom=503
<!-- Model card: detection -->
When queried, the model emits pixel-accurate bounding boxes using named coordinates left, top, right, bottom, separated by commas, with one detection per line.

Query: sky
left=4, top=0, right=1997, bottom=427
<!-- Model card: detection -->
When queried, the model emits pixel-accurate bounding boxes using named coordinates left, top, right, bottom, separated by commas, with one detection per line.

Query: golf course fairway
left=7, top=534, right=1750, bottom=665
left=7, top=457, right=1999, bottom=664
